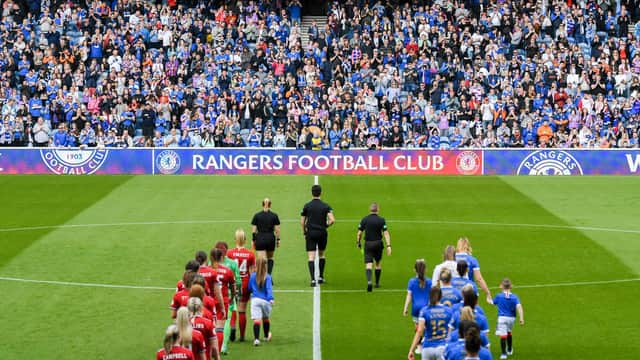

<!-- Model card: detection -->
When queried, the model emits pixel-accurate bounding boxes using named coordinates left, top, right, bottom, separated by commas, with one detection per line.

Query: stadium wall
left=0, top=148, right=639, bottom=176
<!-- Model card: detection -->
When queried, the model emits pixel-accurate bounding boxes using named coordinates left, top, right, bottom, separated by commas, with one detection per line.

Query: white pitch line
left=1, top=219, right=640, bottom=235
left=0, top=276, right=638, bottom=292
left=312, top=175, right=322, bottom=360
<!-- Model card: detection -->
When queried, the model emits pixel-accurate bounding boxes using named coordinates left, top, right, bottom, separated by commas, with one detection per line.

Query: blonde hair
left=460, top=306, right=475, bottom=322
left=176, top=307, right=192, bottom=348
left=163, top=324, right=180, bottom=354
left=235, top=228, right=246, bottom=246
left=187, top=297, right=203, bottom=316
left=256, top=256, right=268, bottom=289
left=456, top=237, right=472, bottom=254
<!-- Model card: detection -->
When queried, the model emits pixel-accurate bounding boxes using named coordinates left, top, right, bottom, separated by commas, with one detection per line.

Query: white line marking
left=312, top=175, right=322, bottom=360
left=2, top=219, right=640, bottom=235
left=0, top=276, right=638, bottom=292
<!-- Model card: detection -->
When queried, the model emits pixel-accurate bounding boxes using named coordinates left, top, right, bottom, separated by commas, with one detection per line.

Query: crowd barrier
left=0, top=148, right=639, bottom=175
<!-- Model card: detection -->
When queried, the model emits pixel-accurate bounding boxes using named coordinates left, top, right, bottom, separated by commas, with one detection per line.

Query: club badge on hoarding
left=40, top=149, right=109, bottom=175
left=155, top=150, right=181, bottom=174
left=517, top=150, right=583, bottom=175
left=455, top=151, right=481, bottom=175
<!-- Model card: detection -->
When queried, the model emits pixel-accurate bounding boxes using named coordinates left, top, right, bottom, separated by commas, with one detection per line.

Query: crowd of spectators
left=2, top=0, right=640, bottom=150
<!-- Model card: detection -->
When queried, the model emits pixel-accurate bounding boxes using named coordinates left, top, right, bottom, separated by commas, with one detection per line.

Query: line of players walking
left=404, top=238, right=525, bottom=360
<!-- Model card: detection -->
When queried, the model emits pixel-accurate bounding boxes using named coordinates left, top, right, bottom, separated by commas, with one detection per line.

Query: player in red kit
left=171, top=271, right=196, bottom=318
left=210, top=248, right=236, bottom=352
left=227, top=229, right=256, bottom=341
left=195, top=250, right=225, bottom=318
left=189, top=297, right=220, bottom=360
left=176, top=260, right=201, bottom=292
left=191, top=276, right=219, bottom=321
left=156, top=324, right=194, bottom=360
left=176, top=307, right=206, bottom=360
left=195, top=250, right=214, bottom=295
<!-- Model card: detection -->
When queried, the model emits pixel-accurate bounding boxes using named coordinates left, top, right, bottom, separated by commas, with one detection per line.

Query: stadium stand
left=1, top=0, right=640, bottom=149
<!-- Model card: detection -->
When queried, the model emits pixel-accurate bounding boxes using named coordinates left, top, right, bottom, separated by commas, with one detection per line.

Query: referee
left=300, top=184, right=335, bottom=287
left=356, top=202, right=391, bottom=292
left=251, top=198, right=281, bottom=276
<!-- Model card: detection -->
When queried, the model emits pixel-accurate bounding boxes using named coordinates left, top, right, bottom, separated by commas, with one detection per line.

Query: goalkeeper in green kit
left=215, top=241, right=242, bottom=355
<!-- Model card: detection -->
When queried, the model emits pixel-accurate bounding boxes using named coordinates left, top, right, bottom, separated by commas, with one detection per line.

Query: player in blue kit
left=450, top=285, right=490, bottom=335
left=493, top=279, right=524, bottom=359
left=439, top=268, right=463, bottom=307
left=452, top=261, right=478, bottom=294
left=403, top=259, right=432, bottom=322
left=403, top=259, right=432, bottom=355
left=444, top=321, right=493, bottom=360
left=407, top=287, right=453, bottom=360
left=455, top=238, right=492, bottom=304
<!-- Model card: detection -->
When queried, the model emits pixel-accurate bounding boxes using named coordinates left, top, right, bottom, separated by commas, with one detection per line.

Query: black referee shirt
left=301, top=199, right=332, bottom=232
left=358, top=214, right=387, bottom=242
left=252, top=210, right=280, bottom=234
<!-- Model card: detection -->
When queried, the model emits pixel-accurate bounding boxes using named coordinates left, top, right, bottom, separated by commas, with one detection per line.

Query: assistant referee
left=356, top=202, right=391, bottom=292
left=300, top=185, right=335, bottom=287
left=251, top=198, right=281, bottom=276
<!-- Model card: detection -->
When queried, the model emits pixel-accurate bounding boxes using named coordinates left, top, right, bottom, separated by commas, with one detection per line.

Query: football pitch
left=1, top=175, right=640, bottom=359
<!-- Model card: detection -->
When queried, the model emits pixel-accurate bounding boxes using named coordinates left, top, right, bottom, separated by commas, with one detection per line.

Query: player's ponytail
left=235, top=229, right=246, bottom=246
left=464, top=326, right=482, bottom=356
left=183, top=270, right=196, bottom=290
left=256, top=257, right=267, bottom=289
left=429, top=286, right=442, bottom=306
left=456, top=237, right=472, bottom=255
left=462, top=286, right=478, bottom=309
left=457, top=260, right=468, bottom=277
left=210, top=248, right=223, bottom=267
left=163, top=324, right=179, bottom=354
left=460, top=306, right=475, bottom=322
left=176, top=307, right=192, bottom=348
left=187, top=297, right=203, bottom=316
left=195, top=250, right=208, bottom=266
left=415, top=259, right=426, bottom=288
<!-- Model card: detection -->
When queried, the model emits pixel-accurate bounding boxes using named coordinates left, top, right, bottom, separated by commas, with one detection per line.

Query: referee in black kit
left=300, top=184, right=335, bottom=287
left=357, top=202, right=391, bottom=292
left=251, top=198, right=281, bottom=276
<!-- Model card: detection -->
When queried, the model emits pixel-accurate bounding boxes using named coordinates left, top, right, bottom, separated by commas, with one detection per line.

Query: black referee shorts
left=255, top=234, right=276, bottom=251
left=305, top=229, right=328, bottom=252
left=364, top=241, right=383, bottom=264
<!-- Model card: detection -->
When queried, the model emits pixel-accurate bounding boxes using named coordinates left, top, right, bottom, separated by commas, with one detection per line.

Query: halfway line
left=0, top=276, right=637, bottom=292
left=1, top=219, right=640, bottom=236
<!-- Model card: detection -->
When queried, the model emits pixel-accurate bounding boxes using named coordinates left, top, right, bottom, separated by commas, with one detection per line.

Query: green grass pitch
left=1, top=175, right=639, bottom=359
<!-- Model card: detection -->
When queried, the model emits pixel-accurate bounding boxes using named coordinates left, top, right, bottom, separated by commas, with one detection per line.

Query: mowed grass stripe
left=318, top=176, right=639, bottom=360
left=501, top=176, right=640, bottom=275
left=0, top=175, right=133, bottom=268
left=0, top=176, right=316, bottom=360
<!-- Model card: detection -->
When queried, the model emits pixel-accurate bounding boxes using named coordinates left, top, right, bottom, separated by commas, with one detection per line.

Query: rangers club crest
left=155, top=150, right=181, bottom=174
left=517, top=150, right=583, bottom=175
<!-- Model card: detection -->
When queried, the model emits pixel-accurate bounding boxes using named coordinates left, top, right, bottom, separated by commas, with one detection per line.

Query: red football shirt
left=212, top=264, right=235, bottom=304
left=170, top=289, right=190, bottom=310
left=227, top=247, right=255, bottom=279
left=197, top=265, right=217, bottom=295
left=156, top=345, right=194, bottom=360
left=190, top=329, right=206, bottom=358
left=176, top=280, right=184, bottom=293
left=191, top=315, right=215, bottom=360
